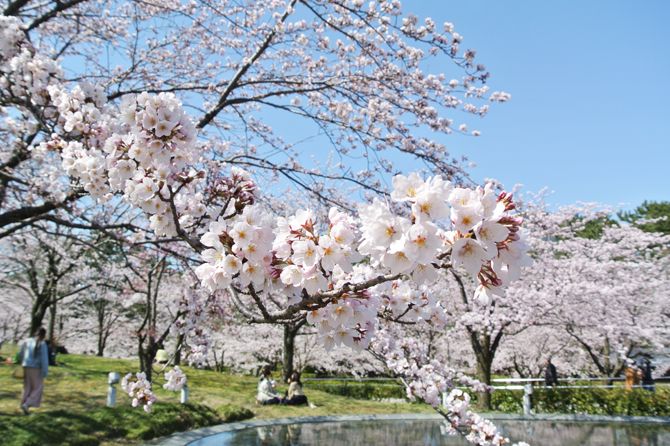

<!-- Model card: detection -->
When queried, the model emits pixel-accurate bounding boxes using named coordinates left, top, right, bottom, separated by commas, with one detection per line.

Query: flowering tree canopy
left=1, top=0, right=510, bottom=238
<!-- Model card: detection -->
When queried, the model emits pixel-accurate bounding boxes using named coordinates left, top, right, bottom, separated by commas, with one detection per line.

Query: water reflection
left=210, top=420, right=670, bottom=446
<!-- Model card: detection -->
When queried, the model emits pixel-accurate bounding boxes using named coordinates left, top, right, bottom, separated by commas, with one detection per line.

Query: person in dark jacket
left=544, top=358, right=558, bottom=387
left=641, top=359, right=655, bottom=392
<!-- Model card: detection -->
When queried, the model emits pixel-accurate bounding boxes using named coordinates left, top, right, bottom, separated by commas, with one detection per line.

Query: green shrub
left=306, top=380, right=407, bottom=400
left=490, top=387, right=670, bottom=416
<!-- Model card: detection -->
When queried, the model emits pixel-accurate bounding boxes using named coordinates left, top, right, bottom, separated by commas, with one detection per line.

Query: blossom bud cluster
left=121, top=372, right=157, bottom=413
left=163, top=366, right=187, bottom=392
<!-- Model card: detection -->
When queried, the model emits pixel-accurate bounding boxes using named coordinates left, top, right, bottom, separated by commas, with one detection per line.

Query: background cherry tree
left=507, top=202, right=670, bottom=378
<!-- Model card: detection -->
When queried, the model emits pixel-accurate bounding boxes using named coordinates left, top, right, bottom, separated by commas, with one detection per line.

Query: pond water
left=192, top=419, right=670, bottom=446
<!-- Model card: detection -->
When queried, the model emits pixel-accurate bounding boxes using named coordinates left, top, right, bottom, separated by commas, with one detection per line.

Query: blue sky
left=407, top=0, right=669, bottom=208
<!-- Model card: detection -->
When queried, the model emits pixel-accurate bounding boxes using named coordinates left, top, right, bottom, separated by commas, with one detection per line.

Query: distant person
left=544, top=358, right=558, bottom=387
left=624, top=363, right=642, bottom=391
left=257, top=366, right=281, bottom=405
left=282, top=371, right=308, bottom=406
left=18, top=327, right=49, bottom=414
left=155, top=348, right=169, bottom=364
left=641, top=359, right=655, bottom=392
left=45, top=339, right=56, bottom=366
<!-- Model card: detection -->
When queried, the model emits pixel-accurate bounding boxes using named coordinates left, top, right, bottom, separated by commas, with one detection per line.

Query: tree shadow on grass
left=0, top=403, right=222, bottom=446
left=0, top=410, right=110, bottom=446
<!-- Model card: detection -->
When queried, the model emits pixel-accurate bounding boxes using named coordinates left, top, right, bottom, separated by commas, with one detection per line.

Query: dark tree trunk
left=95, top=299, right=109, bottom=357
left=139, top=338, right=158, bottom=383
left=96, top=316, right=105, bottom=357
left=476, top=354, right=493, bottom=410
left=48, top=300, right=57, bottom=344
left=29, top=298, right=49, bottom=337
left=468, top=330, right=500, bottom=411
left=174, top=333, right=185, bottom=366
left=282, top=324, right=296, bottom=383
left=96, top=331, right=105, bottom=357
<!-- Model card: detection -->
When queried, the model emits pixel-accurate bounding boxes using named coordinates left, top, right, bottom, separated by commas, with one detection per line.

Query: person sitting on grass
left=257, top=365, right=281, bottom=405
left=282, top=371, right=308, bottom=406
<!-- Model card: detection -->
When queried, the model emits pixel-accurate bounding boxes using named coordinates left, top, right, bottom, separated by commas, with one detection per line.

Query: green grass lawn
left=0, top=346, right=430, bottom=446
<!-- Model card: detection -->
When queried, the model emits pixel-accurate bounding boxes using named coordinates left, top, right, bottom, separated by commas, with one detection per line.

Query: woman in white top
left=256, top=366, right=281, bottom=405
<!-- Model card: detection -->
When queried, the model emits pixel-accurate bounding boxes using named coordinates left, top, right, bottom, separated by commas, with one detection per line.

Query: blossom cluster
left=379, top=279, right=449, bottom=326
left=374, top=328, right=487, bottom=407
left=196, top=172, right=529, bottom=299
left=106, top=92, right=205, bottom=235
left=373, top=329, right=529, bottom=446
left=306, top=286, right=380, bottom=351
left=193, top=170, right=528, bottom=348
left=441, top=389, right=529, bottom=446
left=121, top=372, right=157, bottom=413
left=359, top=173, right=529, bottom=301
left=196, top=202, right=274, bottom=292
left=44, top=87, right=208, bottom=235
left=0, top=16, right=61, bottom=105
left=274, top=207, right=362, bottom=293
left=40, top=83, right=112, bottom=199
left=163, top=366, right=187, bottom=392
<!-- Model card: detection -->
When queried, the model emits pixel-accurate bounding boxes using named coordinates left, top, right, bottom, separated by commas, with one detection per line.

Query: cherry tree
left=0, top=284, right=29, bottom=344
left=0, top=226, right=104, bottom=339
left=497, top=201, right=670, bottom=378
left=494, top=326, right=581, bottom=378
left=117, top=248, right=198, bottom=382
left=547, top=225, right=668, bottom=377
left=64, top=286, right=131, bottom=357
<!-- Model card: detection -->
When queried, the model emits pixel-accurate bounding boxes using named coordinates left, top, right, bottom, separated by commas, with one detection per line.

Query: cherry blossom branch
left=197, top=0, right=299, bottom=129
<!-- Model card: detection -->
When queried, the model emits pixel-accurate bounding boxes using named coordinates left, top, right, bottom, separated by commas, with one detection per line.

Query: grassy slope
left=0, top=347, right=430, bottom=445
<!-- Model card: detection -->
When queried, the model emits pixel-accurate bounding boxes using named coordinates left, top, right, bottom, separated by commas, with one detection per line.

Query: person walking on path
left=18, top=327, right=49, bottom=414
left=544, top=358, right=558, bottom=387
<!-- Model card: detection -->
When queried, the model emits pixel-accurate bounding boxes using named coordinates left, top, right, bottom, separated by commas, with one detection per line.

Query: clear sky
left=408, top=0, right=669, bottom=209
